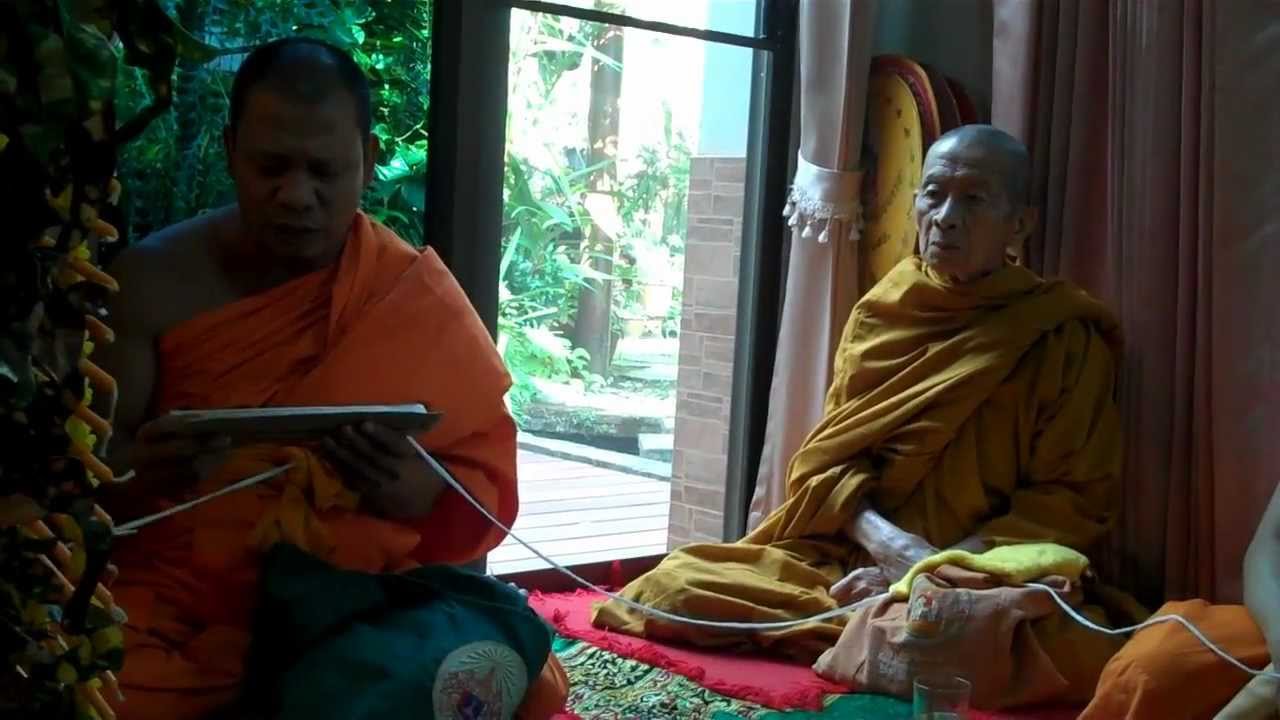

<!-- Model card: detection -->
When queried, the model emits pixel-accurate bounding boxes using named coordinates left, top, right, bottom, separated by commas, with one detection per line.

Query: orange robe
left=111, top=213, right=566, bottom=718
left=1081, top=601, right=1269, bottom=719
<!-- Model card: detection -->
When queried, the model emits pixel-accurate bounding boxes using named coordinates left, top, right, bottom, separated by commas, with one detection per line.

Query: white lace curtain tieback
left=783, top=152, right=864, bottom=244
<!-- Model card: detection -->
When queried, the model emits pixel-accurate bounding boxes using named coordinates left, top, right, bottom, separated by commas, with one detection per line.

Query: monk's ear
left=1012, top=204, right=1039, bottom=244
left=362, top=134, right=380, bottom=187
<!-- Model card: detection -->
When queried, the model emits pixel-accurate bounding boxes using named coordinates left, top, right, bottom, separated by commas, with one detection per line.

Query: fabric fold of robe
left=593, top=257, right=1127, bottom=674
left=148, top=212, right=517, bottom=562
left=110, top=213, right=545, bottom=719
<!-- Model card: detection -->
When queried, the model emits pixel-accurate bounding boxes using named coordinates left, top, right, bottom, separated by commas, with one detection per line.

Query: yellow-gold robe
left=594, top=257, right=1128, bottom=678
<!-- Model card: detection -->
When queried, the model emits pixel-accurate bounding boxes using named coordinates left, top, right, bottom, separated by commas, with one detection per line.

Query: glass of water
left=913, top=674, right=972, bottom=720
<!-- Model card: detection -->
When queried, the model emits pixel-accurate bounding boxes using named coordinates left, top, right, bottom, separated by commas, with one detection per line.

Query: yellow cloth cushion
left=889, top=542, right=1090, bottom=600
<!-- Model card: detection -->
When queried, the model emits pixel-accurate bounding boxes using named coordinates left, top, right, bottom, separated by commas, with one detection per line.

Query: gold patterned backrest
left=858, top=56, right=940, bottom=292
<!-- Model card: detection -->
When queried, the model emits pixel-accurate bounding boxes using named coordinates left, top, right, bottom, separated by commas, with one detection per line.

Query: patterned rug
left=552, top=637, right=913, bottom=720
left=530, top=589, right=846, bottom=711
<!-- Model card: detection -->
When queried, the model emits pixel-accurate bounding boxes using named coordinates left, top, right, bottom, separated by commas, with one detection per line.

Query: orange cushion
left=1080, top=600, right=1268, bottom=720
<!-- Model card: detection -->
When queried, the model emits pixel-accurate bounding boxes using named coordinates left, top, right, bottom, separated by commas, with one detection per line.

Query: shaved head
left=925, top=125, right=1031, bottom=210
left=229, top=37, right=372, bottom=142
left=914, top=125, right=1038, bottom=283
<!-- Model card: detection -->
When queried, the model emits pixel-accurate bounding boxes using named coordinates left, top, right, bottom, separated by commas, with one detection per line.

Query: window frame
left=425, top=0, right=797, bottom=550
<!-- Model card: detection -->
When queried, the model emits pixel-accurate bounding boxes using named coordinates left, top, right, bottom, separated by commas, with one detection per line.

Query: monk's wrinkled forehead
left=922, top=148, right=1001, bottom=183
left=922, top=125, right=1030, bottom=203
left=925, top=139, right=1004, bottom=180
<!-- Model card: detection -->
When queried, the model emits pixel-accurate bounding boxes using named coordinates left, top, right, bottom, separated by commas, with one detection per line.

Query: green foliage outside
left=500, top=11, right=690, bottom=420
left=116, top=0, right=431, bottom=246
left=115, top=2, right=692, bottom=427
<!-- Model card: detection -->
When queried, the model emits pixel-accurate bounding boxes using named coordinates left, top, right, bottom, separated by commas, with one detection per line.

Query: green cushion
left=241, top=543, right=551, bottom=720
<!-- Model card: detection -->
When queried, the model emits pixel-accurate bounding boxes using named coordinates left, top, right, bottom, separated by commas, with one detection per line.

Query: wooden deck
left=488, top=449, right=672, bottom=575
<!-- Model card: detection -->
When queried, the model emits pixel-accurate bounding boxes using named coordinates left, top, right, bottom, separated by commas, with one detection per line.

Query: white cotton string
left=1025, top=582, right=1280, bottom=680
left=111, top=463, right=294, bottom=536
left=408, top=437, right=1280, bottom=673
left=405, top=436, right=886, bottom=630
left=103, top=436, right=1280, bottom=676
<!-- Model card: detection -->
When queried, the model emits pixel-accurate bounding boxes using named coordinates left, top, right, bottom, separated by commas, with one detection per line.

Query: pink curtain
left=746, top=0, right=879, bottom=531
left=993, top=0, right=1279, bottom=603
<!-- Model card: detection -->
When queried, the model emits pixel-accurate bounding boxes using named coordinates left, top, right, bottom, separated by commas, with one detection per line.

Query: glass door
left=427, top=0, right=794, bottom=575
left=491, top=1, right=765, bottom=575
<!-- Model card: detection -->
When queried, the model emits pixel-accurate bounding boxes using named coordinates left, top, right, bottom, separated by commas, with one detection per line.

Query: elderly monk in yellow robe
left=594, top=125, right=1127, bottom=701
left=96, top=38, right=566, bottom=720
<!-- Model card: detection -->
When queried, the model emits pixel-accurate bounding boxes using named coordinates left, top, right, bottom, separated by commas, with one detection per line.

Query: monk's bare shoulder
left=107, top=207, right=233, bottom=338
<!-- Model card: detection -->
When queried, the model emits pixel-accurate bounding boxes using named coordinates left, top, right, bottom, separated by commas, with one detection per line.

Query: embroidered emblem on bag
left=432, top=640, right=529, bottom=720
left=904, top=576, right=973, bottom=645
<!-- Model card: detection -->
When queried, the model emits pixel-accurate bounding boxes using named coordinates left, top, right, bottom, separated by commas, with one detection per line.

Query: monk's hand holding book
left=322, top=422, right=444, bottom=520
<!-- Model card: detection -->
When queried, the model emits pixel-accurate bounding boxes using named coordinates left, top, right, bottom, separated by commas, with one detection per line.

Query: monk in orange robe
left=593, top=126, right=1132, bottom=705
left=1081, top=482, right=1280, bottom=720
left=96, top=37, right=565, bottom=719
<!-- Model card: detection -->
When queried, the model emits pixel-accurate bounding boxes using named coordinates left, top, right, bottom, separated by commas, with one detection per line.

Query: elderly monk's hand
left=846, top=506, right=940, bottom=583
left=323, top=422, right=445, bottom=519
left=830, top=566, right=891, bottom=604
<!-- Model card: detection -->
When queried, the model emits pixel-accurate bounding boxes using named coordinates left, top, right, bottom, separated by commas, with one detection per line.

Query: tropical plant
left=611, top=106, right=691, bottom=340
left=0, top=2, right=223, bottom=716
left=498, top=8, right=694, bottom=420
left=115, top=0, right=432, bottom=247
left=619, top=105, right=693, bottom=251
left=498, top=12, right=611, bottom=417
left=498, top=153, right=606, bottom=416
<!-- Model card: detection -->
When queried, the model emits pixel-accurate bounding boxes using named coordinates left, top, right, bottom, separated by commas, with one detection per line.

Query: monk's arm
left=845, top=506, right=938, bottom=580
left=1244, top=483, right=1280, bottom=663
left=976, top=322, right=1120, bottom=551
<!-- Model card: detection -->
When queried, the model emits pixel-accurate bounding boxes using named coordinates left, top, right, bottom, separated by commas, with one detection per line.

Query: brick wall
left=668, top=156, right=745, bottom=549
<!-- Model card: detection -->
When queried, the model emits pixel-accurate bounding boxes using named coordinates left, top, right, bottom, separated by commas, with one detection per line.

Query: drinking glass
left=913, top=674, right=972, bottom=720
